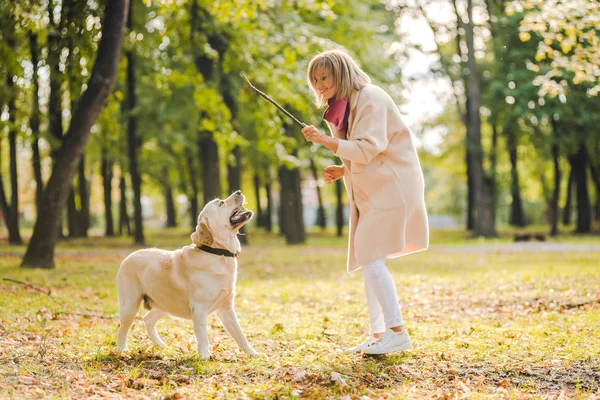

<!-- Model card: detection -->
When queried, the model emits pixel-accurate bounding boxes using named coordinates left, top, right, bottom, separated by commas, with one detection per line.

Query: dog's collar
left=197, top=244, right=237, bottom=258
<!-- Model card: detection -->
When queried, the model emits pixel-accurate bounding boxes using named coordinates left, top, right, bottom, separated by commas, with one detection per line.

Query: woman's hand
left=301, top=125, right=326, bottom=145
left=323, top=165, right=344, bottom=184
left=301, top=125, right=340, bottom=153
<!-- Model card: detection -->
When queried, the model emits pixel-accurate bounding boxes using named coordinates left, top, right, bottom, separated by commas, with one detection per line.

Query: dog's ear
left=191, top=219, right=213, bottom=246
left=198, top=221, right=213, bottom=245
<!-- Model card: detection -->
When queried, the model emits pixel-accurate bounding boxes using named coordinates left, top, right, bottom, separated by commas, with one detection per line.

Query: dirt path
left=431, top=242, right=600, bottom=254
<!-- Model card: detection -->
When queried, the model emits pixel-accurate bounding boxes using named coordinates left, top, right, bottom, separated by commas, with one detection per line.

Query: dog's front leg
left=216, top=304, right=258, bottom=356
left=191, top=303, right=211, bottom=359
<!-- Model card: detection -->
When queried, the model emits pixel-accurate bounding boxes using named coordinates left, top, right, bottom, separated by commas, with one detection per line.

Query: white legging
left=362, top=258, right=404, bottom=335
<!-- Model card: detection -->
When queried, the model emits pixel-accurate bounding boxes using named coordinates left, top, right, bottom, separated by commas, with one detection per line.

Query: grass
left=0, top=227, right=599, bottom=399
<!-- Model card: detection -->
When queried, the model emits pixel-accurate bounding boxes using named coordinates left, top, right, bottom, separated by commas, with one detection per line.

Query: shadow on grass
left=91, top=346, right=259, bottom=377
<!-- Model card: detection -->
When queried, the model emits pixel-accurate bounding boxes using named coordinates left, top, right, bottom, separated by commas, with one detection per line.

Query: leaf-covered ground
left=1, top=229, right=599, bottom=399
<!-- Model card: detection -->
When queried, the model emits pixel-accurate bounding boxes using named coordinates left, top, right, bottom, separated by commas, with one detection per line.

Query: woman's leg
left=364, top=270, right=386, bottom=337
left=362, top=258, right=404, bottom=331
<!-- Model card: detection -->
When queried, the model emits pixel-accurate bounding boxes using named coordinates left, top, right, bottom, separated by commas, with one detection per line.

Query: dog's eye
left=219, top=201, right=224, bottom=207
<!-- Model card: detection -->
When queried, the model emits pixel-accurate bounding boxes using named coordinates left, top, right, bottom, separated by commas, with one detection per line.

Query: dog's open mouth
left=230, top=206, right=253, bottom=228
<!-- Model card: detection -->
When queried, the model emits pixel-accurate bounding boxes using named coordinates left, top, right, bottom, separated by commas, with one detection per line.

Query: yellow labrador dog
left=116, top=190, right=257, bottom=359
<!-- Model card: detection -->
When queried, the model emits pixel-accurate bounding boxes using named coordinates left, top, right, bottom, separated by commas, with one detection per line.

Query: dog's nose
left=234, top=190, right=241, bottom=196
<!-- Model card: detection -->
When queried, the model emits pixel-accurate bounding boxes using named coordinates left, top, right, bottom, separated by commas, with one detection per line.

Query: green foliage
left=3, top=0, right=598, bottom=230
left=389, top=0, right=599, bottom=224
left=508, top=0, right=600, bottom=98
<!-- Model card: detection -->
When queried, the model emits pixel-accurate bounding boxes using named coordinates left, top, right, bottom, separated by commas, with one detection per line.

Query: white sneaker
left=344, top=336, right=378, bottom=354
left=363, top=328, right=412, bottom=355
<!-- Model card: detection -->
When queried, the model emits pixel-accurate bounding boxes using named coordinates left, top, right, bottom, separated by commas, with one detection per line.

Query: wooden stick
left=242, top=74, right=306, bottom=128
left=3, top=278, right=51, bottom=295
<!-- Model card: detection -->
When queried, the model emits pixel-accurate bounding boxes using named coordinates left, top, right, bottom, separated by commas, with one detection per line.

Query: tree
left=509, top=0, right=600, bottom=99
left=189, top=1, right=227, bottom=204
left=309, top=158, right=327, bottom=229
left=29, top=32, right=43, bottom=215
left=335, top=179, right=345, bottom=237
left=463, top=0, right=496, bottom=236
left=21, top=0, right=130, bottom=268
left=125, top=0, right=144, bottom=245
left=549, top=118, right=560, bottom=236
left=0, top=2, right=22, bottom=245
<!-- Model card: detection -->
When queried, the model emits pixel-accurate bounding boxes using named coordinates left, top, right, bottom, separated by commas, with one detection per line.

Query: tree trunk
left=101, top=146, right=114, bottom=236
left=119, top=174, right=131, bottom=236
left=278, top=165, right=306, bottom=244
left=465, top=145, right=474, bottom=230
left=490, top=119, right=498, bottom=226
left=310, top=158, right=327, bottom=229
left=265, top=181, right=273, bottom=233
left=253, top=173, right=264, bottom=227
left=221, top=74, right=242, bottom=200
left=227, top=146, right=246, bottom=243
left=6, top=72, right=22, bottom=244
left=227, top=147, right=241, bottom=196
left=596, top=195, right=600, bottom=224
left=0, top=141, right=15, bottom=242
left=8, top=129, right=21, bottom=244
left=335, top=179, right=344, bottom=237
left=47, top=33, right=64, bottom=148
left=189, top=1, right=226, bottom=207
left=77, top=157, right=90, bottom=236
left=549, top=119, right=561, bottom=236
left=63, top=2, right=88, bottom=238
left=67, top=188, right=80, bottom=237
left=550, top=142, right=561, bottom=236
left=164, top=185, right=177, bottom=228
left=507, top=129, right=526, bottom=227
left=568, top=144, right=591, bottom=233
left=278, top=181, right=286, bottom=238
left=21, top=0, right=129, bottom=268
left=0, top=179, right=10, bottom=241
left=184, top=149, right=199, bottom=230
left=562, top=166, right=574, bottom=226
left=464, top=0, right=496, bottom=237
left=199, top=129, right=221, bottom=204
left=125, top=0, right=144, bottom=245
left=2, top=9, right=22, bottom=244
left=589, top=162, right=600, bottom=222
left=450, top=0, right=474, bottom=231
left=163, top=167, right=177, bottom=228
left=490, top=121, right=498, bottom=193
left=0, top=17, right=23, bottom=244
left=29, top=32, right=44, bottom=215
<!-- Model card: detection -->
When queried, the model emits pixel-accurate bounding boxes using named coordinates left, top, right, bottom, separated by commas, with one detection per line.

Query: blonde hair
left=307, top=49, right=371, bottom=107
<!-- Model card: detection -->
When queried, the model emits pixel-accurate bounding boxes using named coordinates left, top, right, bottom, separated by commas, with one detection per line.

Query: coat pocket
left=351, top=160, right=405, bottom=210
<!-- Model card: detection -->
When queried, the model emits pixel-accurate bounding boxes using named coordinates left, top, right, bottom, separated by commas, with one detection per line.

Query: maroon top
left=323, top=97, right=350, bottom=134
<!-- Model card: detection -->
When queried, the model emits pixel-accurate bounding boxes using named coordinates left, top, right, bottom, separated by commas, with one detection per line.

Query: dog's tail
left=142, top=294, right=153, bottom=310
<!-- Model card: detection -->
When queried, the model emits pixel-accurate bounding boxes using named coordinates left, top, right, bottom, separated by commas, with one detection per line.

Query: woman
left=301, top=49, right=428, bottom=355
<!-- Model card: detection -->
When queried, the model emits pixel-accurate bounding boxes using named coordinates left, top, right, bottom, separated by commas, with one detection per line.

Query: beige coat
left=326, top=84, right=429, bottom=273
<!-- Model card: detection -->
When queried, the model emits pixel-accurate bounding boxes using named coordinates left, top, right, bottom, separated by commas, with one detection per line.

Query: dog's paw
left=256, top=352, right=269, bottom=360
left=111, top=348, right=126, bottom=357
left=198, top=351, right=212, bottom=360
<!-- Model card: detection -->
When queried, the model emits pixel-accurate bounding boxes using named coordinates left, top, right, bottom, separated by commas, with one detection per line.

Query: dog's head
left=190, top=190, right=253, bottom=254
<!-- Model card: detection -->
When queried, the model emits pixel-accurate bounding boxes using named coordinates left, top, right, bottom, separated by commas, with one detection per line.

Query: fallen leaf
left=330, top=372, right=347, bottom=387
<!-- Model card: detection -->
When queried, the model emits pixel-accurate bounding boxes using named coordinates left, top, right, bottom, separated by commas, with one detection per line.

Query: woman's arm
left=318, top=134, right=339, bottom=153
left=302, top=88, right=393, bottom=164
left=334, top=92, right=390, bottom=164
